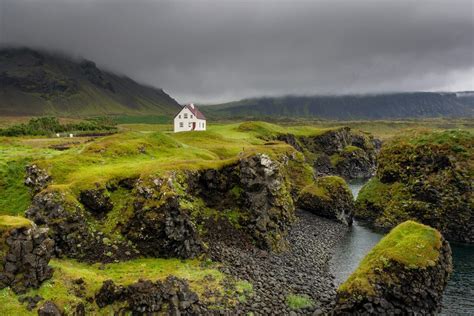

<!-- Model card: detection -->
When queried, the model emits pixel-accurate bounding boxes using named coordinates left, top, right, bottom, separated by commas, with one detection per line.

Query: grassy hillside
left=204, top=92, right=474, bottom=120
left=0, top=48, right=181, bottom=117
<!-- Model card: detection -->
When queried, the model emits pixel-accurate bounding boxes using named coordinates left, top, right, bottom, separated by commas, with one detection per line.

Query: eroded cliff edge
left=334, top=221, right=452, bottom=315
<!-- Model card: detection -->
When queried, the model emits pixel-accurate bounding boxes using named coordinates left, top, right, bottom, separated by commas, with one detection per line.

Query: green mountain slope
left=0, top=48, right=181, bottom=117
left=204, top=92, right=474, bottom=120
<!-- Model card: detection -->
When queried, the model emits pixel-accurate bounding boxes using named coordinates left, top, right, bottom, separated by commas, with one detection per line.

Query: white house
left=173, top=103, right=207, bottom=132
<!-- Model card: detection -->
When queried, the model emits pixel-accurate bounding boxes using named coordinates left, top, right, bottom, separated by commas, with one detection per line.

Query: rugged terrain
left=356, top=129, right=474, bottom=243
left=204, top=92, right=474, bottom=120
left=0, top=120, right=461, bottom=314
left=0, top=48, right=180, bottom=117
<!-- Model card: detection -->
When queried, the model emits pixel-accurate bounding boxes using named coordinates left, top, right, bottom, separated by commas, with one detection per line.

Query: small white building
left=173, top=103, right=207, bottom=133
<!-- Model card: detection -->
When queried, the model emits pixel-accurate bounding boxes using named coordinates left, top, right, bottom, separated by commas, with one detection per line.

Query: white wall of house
left=173, top=107, right=206, bottom=132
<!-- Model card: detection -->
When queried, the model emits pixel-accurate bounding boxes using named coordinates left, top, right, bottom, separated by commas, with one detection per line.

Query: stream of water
left=330, top=181, right=474, bottom=315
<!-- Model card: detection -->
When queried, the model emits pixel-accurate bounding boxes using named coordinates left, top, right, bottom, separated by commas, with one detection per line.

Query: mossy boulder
left=356, top=130, right=473, bottom=243
left=0, top=216, right=54, bottom=294
left=334, top=221, right=452, bottom=315
left=297, top=176, right=354, bottom=225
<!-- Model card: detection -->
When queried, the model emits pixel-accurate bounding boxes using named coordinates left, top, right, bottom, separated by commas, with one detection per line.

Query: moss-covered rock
left=25, top=190, right=137, bottom=262
left=278, top=127, right=379, bottom=180
left=334, top=221, right=452, bottom=315
left=0, top=216, right=54, bottom=294
left=356, top=130, right=473, bottom=243
left=296, top=176, right=354, bottom=225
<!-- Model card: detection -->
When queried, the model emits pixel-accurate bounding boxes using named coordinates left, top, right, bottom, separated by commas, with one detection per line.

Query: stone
left=0, top=226, right=54, bottom=294
left=38, top=300, right=62, bottom=316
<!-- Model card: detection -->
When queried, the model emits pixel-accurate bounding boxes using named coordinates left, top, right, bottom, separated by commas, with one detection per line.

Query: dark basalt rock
left=333, top=237, right=452, bottom=315
left=188, top=154, right=295, bottom=251
left=278, top=127, right=379, bottom=180
left=95, top=280, right=127, bottom=308
left=25, top=165, right=51, bottom=194
left=37, top=300, right=62, bottom=316
left=26, top=191, right=136, bottom=263
left=238, top=154, right=295, bottom=250
left=95, top=276, right=199, bottom=314
left=0, top=226, right=54, bottom=294
left=18, top=294, right=44, bottom=311
left=78, top=189, right=113, bottom=216
left=123, top=196, right=204, bottom=259
left=297, top=176, right=354, bottom=226
left=276, top=134, right=303, bottom=152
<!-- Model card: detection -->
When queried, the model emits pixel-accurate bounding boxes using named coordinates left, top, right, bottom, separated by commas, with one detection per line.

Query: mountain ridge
left=0, top=47, right=181, bottom=117
left=203, top=92, right=474, bottom=120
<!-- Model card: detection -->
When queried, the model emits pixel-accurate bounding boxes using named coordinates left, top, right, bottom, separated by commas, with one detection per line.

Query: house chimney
left=190, top=103, right=195, bottom=109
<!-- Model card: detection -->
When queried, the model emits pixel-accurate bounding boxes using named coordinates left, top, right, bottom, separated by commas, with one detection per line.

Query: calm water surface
left=330, top=181, right=474, bottom=315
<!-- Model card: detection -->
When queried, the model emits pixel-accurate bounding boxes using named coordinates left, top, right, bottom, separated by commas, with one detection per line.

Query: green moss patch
left=286, top=294, right=315, bottom=310
left=0, top=215, right=32, bottom=233
left=302, top=176, right=349, bottom=201
left=339, top=220, right=442, bottom=297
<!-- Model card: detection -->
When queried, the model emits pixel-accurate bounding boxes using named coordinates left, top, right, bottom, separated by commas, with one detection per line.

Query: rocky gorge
left=0, top=123, right=461, bottom=314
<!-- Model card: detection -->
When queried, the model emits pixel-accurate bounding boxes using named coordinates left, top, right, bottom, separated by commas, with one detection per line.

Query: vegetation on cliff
left=336, top=221, right=452, bottom=314
left=297, top=176, right=354, bottom=225
left=356, top=129, right=473, bottom=243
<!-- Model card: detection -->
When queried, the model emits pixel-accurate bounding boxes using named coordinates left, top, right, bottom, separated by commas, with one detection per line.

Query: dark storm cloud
left=1, top=0, right=473, bottom=103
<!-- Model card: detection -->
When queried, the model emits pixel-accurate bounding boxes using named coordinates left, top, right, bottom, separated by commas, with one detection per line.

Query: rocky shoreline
left=208, top=209, right=349, bottom=315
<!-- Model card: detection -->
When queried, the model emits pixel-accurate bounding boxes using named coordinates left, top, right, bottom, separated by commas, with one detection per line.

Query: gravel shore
left=208, top=209, right=349, bottom=315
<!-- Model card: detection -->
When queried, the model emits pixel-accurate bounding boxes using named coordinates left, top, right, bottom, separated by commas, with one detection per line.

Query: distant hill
left=203, top=92, right=474, bottom=120
left=0, top=48, right=181, bottom=117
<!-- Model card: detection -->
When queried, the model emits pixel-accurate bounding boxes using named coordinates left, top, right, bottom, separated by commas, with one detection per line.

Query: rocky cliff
left=334, top=221, right=452, bottom=315
left=25, top=153, right=298, bottom=263
left=356, top=130, right=473, bottom=243
left=0, top=216, right=54, bottom=294
left=277, top=127, right=380, bottom=180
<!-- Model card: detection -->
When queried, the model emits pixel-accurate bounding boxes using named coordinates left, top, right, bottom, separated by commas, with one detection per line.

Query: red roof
left=175, top=104, right=206, bottom=120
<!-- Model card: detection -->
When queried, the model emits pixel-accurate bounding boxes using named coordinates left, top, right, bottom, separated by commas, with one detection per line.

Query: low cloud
left=1, top=0, right=473, bottom=103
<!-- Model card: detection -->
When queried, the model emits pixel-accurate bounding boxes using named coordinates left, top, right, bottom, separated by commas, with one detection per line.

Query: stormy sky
left=1, top=0, right=473, bottom=103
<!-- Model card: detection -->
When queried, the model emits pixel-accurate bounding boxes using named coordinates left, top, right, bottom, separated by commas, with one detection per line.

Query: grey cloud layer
left=1, top=0, right=473, bottom=103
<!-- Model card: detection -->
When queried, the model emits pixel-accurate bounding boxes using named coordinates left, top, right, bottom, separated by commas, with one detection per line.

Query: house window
left=178, top=115, right=181, bottom=119
left=188, top=122, right=192, bottom=127
left=184, top=113, right=188, bottom=119
left=179, top=122, right=183, bottom=128
left=190, top=114, right=193, bottom=118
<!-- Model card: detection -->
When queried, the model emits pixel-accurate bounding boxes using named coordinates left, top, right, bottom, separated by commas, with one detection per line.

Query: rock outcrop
left=334, top=221, right=452, bottom=315
left=190, top=154, right=295, bottom=251
left=123, top=196, right=204, bottom=259
left=24, top=165, right=51, bottom=194
left=297, top=176, right=354, bottom=226
left=356, top=130, right=473, bottom=243
left=0, top=217, right=54, bottom=294
left=95, top=276, right=199, bottom=314
left=277, top=127, right=379, bottom=180
left=25, top=191, right=136, bottom=262
left=37, top=300, right=62, bottom=316
left=25, top=153, right=298, bottom=261
left=78, top=188, right=113, bottom=217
